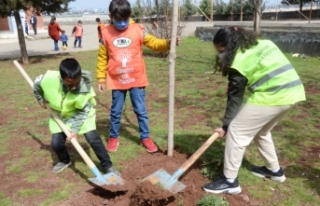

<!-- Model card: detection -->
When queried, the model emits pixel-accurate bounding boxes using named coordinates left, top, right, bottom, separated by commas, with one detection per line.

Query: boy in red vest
left=72, top=20, right=83, bottom=48
left=96, top=0, right=180, bottom=153
left=96, top=18, right=105, bottom=44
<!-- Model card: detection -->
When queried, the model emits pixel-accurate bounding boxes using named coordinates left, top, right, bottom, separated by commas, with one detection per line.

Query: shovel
left=143, top=132, right=220, bottom=194
left=13, top=60, right=125, bottom=187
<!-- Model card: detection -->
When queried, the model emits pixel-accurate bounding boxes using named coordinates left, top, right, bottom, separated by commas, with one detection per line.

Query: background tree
left=132, top=0, right=143, bottom=18
left=199, top=0, right=212, bottom=17
left=0, top=0, right=74, bottom=64
left=214, top=0, right=228, bottom=14
left=181, top=0, right=197, bottom=19
left=281, top=0, right=312, bottom=12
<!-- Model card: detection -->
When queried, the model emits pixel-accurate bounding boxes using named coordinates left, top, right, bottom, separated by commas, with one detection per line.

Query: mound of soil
left=63, top=150, right=249, bottom=206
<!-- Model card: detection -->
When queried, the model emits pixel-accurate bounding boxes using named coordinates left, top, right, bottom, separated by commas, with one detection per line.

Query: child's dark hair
left=96, top=17, right=101, bottom=22
left=213, top=27, right=260, bottom=76
left=109, top=0, right=131, bottom=20
left=59, top=58, right=82, bottom=80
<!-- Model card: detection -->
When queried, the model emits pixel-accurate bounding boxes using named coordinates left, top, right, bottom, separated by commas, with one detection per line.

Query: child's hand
left=39, top=100, right=48, bottom=109
left=98, top=83, right=105, bottom=92
left=176, top=36, right=180, bottom=46
left=214, top=128, right=226, bottom=138
left=67, top=132, right=77, bottom=142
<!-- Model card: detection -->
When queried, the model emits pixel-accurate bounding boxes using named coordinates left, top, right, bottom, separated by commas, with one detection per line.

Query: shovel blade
left=88, top=172, right=125, bottom=186
left=143, top=168, right=186, bottom=194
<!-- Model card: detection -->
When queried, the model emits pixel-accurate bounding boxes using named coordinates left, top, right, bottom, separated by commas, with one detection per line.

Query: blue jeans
left=51, top=130, right=113, bottom=172
left=74, top=36, right=82, bottom=47
left=53, top=40, right=59, bottom=51
left=110, top=87, right=149, bottom=140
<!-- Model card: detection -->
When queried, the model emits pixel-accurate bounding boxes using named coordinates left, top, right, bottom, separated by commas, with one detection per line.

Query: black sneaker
left=203, top=175, right=242, bottom=194
left=252, top=166, right=286, bottom=183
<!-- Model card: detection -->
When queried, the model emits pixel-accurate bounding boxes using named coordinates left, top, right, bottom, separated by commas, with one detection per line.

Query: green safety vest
left=41, top=70, right=96, bottom=134
left=231, top=39, right=306, bottom=106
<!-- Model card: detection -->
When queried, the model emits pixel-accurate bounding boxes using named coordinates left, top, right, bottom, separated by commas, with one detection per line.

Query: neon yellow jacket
left=96, top=19, right=170, bottom=83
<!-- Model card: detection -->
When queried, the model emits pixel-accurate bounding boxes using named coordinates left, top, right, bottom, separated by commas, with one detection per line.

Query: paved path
left=0, top=24, right=100, bottom=60
left=1, top=20, right=320, bottom=60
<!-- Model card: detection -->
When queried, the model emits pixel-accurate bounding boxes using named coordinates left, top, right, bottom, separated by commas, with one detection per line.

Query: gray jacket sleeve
left=68, top=101, right=92, bottom=133
left=222, top=69, right=248, bottom=132
left=33, top=74, right=45, bottom=103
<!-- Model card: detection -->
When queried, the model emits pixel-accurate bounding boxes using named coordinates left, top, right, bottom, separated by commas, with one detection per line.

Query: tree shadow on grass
left=96, top=108, right=145, bottom=147
left=285, top=164, right=320, bottom=195
left=26, top=131, right=105, bottom=181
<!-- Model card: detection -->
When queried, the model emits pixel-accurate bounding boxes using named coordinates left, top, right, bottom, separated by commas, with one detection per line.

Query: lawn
left=0, top=36, right=319, bottom=205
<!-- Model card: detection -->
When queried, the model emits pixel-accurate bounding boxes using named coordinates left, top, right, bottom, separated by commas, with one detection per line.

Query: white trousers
left=223, top=104, right=292, bottom=178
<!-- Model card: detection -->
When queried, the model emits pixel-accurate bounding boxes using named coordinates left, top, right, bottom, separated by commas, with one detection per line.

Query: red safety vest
left=75, top=25, right=83, bottom=37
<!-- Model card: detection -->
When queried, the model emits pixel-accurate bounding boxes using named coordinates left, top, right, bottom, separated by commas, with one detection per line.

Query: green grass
left=0, top=37, right=320, bottom=205
left=197, top=195, right=229, bottom=206
left=17, top=189, right=44, bottom=198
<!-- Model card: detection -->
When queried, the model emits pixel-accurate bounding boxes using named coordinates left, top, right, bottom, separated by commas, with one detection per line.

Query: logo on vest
left=113, top=37, right=132, bottom=48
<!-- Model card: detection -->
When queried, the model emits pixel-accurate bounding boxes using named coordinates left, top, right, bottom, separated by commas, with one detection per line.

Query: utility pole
left=240, top=0, right=243, bottom=21
left=210, top=0, right=213, bottom=22
left=309, top=1, right=313, bottom=24
left=231, top=0, right=234, bottom=21
left=276, top=0, right=278, bottom=21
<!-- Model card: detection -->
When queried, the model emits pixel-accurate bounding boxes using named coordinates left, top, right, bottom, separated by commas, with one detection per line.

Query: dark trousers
left=31, top=23, right=37, bottom=35
left=74, top=36, right=82, bottom=47
left=51, top=130, right=113, bottom=172
left=62, top=42, right=68, bottom=46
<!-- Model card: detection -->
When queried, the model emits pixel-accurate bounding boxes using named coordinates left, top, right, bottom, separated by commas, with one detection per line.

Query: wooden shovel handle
left=180, top=132, right=220, bottom=171
left=13, top=60, right=96, bottom=169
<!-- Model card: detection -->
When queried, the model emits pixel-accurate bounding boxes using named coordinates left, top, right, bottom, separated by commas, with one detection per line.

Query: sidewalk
left=0, top=24, right=100, bottom=60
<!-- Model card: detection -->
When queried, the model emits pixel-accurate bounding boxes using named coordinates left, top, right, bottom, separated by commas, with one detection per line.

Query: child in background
left=96, top=0, right=180, bottom=153
left=60, top=30, right=68, bottom=49
left=33, top=58, right=119, bottom=175
left=72, top=20, right=83, bottom=48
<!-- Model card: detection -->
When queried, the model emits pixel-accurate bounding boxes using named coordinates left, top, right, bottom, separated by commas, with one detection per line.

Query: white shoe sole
left=252, top=172, right=286, bottom=183
left=203, top=186, right=242, bottom=194
left=107, top=142, right=119, bottom=152
left=52, top=162, right=72, bottom=174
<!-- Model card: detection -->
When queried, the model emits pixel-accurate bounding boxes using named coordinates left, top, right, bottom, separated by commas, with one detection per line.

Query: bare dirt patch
left=62, top=150, right=250, bottom=206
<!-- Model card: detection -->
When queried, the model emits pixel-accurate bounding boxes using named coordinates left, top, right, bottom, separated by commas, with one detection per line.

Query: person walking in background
left=30, top=13, right=37, bottom=35
left=60, top=30, right=69, bottom=49
left=24, top=20, right=29, bottom=35
left=48, top=16, right=64, bottom=51
left=96, top=0, right=180, bottom=153
left=96, top=18, right=105, bottom=44
left=33, top=58, right=120, bottom=175
left=72, top=20, right=83, bottom=48
left=202, top=27, right=306, bottom=194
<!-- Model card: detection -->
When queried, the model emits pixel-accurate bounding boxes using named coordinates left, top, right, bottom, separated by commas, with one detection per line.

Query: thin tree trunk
left=167, top=0, right=179, bottom=157
left=253, top=0, right=261, bottom=33
left=13, top=11, right=29, bottom=64
left=240, top=0, right=243, bottom=21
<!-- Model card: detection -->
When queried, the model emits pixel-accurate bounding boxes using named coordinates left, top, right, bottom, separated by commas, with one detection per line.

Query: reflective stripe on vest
left=248, top=64, right=300, bottom=92
left=265, top=79, right=302, bottom=92
left=231, top=39, right=306, bottom=106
